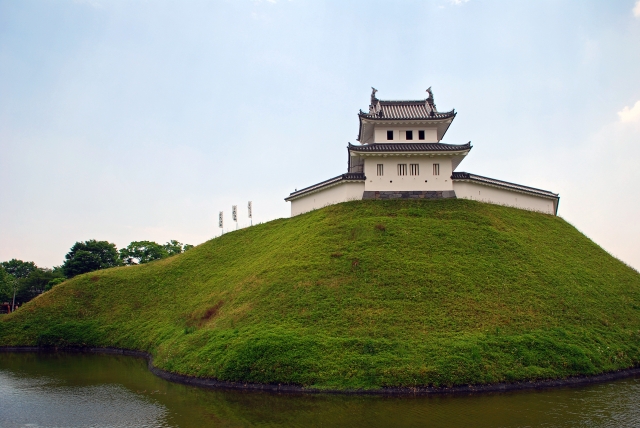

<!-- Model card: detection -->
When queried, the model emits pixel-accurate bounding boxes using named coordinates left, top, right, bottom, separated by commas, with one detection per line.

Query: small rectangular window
left=433, top=163, right=440, bottom=176
left=419, top=130, right=425, bottom=140
left=397, top=164, right=407, bottom=176
left=377, top=164, right=384, bottom=176
left=406, top=130, right=413, bottom=140
left=387, top=130, right=394, bottom=140
left=410, top=164, right=419, bottom=176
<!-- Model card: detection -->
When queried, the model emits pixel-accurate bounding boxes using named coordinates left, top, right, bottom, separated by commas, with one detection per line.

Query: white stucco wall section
left=373, top=127, right=438, bottom=143
left=363, top=156, right=454, bottom=192
left=453, top=181, right=557, bottom=215
left=290, top=181, right=365, bottom=216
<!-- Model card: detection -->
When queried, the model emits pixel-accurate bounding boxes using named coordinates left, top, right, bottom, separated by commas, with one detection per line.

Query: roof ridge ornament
left=426, top=87, right=436, bottom=117
left=369, top=87, right=383, bottom=117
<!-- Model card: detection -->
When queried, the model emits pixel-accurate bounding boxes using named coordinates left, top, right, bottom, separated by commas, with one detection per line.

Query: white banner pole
left=232, top=205, right=238, bottom=230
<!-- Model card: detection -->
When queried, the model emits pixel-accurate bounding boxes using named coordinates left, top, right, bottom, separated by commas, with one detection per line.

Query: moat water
left=1, top=352, right=639, bottom=427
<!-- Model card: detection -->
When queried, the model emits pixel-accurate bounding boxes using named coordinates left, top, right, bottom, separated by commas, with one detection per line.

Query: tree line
left=0, top=239, right=193, bottom=312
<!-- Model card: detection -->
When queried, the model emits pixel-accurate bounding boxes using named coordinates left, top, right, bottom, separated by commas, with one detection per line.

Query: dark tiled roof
left=451, top=172, right=559, bottom=199
left=349, top=142, right=471, bottom=152
left=359, top=100, right=456, bottom=120
left=285, top=172, right=365, bottom=201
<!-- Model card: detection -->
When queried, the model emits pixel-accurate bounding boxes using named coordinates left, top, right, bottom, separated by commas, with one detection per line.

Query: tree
left=1, top=260, right=39, bottom=311
left=1, top=259, right=37, bottom=279
left=52, top=265, right=65, bottom=277
left=163, top=240, right=194, bottom=255
left=163, top=240, right=184, bottom=256
left=17, top=268, right=64, bottom=302
left=119, top=241, right=168, bottom=265
left=0, top=266, right=15, bottom=303
left=62, top=240, right=121, bottom=278
left=0, top=266, right=18, bottom=311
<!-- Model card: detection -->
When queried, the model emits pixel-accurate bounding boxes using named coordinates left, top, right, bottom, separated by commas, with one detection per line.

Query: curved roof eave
left=285, top=172, right=366, bottom=201
left=357, top=109, right=456, bottom=121
left=438, top=111, right=457, bottom=141
left=348, top=141, right=472, bottom=153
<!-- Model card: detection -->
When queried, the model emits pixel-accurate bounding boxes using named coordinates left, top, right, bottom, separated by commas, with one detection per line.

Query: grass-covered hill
left=2, top=199, right=640, bottom=391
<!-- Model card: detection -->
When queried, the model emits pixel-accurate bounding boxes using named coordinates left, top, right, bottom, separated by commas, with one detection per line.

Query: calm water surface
left=0, top=352, right=639, bottom=427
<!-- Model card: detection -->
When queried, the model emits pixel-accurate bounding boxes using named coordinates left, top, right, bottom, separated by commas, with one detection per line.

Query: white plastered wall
left=373, top=127, right=438, bottom=143
left=361, top=155, right=454, bottom=192
left=290, top=181, right=365, bottom=216
left=453, top=181, right=556, bottom=215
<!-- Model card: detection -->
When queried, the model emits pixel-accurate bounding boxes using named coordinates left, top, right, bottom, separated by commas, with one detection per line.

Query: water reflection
left=0, top=352, right=639, bottom=427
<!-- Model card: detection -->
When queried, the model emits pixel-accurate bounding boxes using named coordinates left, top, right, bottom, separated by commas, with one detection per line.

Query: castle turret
left=285, top=89, right=559, bottom=216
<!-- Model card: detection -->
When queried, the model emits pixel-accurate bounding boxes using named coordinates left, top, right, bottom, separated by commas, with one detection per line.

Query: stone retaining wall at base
left=362, top=190, right=456, bottom=200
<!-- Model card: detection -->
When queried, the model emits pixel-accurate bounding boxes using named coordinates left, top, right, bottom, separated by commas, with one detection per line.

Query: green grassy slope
left=2, top=199, right=640, bottom=390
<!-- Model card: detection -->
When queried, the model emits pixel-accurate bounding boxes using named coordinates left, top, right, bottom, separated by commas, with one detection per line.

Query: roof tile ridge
left=358, top=110, right=456, bottom=117
left=452, top=171, right=557, bottom=196
left=379, top=99, right=427, bottom=104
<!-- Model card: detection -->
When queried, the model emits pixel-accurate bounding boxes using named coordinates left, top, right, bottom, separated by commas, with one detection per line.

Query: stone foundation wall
left=362, top=190, right=457, bottom=200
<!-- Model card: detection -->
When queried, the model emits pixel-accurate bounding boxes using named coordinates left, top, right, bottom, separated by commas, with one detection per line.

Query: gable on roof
left=361, top=101, right=455, bottom=120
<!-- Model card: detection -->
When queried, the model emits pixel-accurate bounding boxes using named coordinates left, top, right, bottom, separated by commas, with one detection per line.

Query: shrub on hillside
left=119, top=240, right=194, bottom=265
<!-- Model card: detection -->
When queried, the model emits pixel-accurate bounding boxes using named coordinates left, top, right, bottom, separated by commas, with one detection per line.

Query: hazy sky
left=1, top=0, right=640, bottom=270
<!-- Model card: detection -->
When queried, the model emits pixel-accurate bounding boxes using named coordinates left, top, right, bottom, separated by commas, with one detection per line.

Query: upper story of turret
left=357, top=87, right=456, bottom=145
